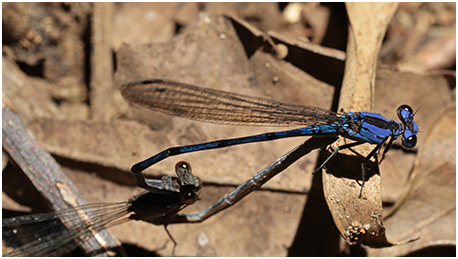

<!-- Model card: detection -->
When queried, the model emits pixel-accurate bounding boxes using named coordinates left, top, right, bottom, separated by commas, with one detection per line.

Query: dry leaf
left=322, top=3, right=399, bottom=248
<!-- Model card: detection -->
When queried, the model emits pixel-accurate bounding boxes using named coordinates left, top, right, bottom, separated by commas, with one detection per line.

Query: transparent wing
left=121, top=79, right=341, bottom=127
left=3, top=202, right=130, bottom=256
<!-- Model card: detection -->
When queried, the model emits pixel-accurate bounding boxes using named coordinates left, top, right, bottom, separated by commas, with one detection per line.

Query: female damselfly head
left=175, top=161, right=202, bottom=205
left=397, top=105, right=419, bottom=149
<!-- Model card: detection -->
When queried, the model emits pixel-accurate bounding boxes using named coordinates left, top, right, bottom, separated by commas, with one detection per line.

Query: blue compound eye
left=402, top=135, right=417, bottom=148
left=397, top=105, right=413, bottom=122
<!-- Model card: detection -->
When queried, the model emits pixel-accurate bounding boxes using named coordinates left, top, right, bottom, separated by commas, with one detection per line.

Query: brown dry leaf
left=111, top=3, right=186, bottom=50
left=3, top=2, right=89, bottom=118
left=397, top=27, right=456, bottom=73
left=381, top=3, right=456, bottom=72
left=301, top=3, right=331, bottom=44
left=204, top=2, right=282, bottom=32
left=322, top=3, right=399, bottom=248
left=2, top=3, right=64, bottom=66
left=90, top=3, right=115, bottom=121
left=367, top=105, right=456, bottom=256
left=26, top=119, right=160, bottom=177
left=2, top=56, right=61, bottom=122
left=2, top=192, right=33, bottom=212
left=341, top=3, right=399, bottom=109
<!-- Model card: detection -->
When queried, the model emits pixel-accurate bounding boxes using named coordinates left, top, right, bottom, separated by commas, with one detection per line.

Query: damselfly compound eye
left=397, top=104, right=414, bottom=122
left=402, top=135, right=417, bottom=148
left=176, top=161, right=191, bottom=171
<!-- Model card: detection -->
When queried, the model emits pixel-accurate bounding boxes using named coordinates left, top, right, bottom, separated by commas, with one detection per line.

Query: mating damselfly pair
left=3, top=78, right=418, bottom=256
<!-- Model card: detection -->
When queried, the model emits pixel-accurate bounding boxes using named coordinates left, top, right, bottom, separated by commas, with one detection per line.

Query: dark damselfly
left=2, top=161, right=201, bottom=256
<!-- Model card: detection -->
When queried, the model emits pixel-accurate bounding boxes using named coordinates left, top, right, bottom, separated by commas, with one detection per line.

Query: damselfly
left=121, top=79, right=418, bottom=197
left=2, top=161, right=201, bottom=256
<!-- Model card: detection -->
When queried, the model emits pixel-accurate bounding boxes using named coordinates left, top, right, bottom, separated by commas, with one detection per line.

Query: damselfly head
left=175, top=161, right=202, bottom=205
left=397, top=105, right=419, bottom=148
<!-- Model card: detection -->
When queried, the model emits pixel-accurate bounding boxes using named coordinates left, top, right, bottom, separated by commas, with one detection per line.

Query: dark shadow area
left=346, top=243, right=368, bottom=256
left=174, top=21, right=184, bottom=35
left=443, top=72, right=457, bottom=90
left=288, top=146, right=379, bottom=256
left=229, top=16, right=264, bottom=58
left=288, top=170, right=342, bottom=256
left=320, top=3, right=348, bottom=51
left=122, top=243, right=160, bottom=256
left=112, top=50, right=118, bottom=73
left=406, top=245, right=456, bottom=257
left=2, top=161, right=50, bottom=212
left=2, top=208, right=34, bottom=219
left=323, top=150, right=380, bottom=184
left=16, top=60, right=45, bottom=78
left=53, top=155, right=139, bottom=187
left=278, top=39, right=345, bottom=90
left=82, top=12, right=92, bottom=104
left=277, top=2, right=289, bottom=11
left=230, top=12, right=346, bottom=94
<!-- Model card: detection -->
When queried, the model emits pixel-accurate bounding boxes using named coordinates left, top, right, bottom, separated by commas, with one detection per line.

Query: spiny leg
left=312, top=138, right=391, bottom=197
left=312, top=141, right=365, bottom=174
left=379, top=136, right=394, bottom=163
left=358, top=138, right=387, bottom=198
left=164, top=225, right=177, bottom=256
left=162, top=206, right=185, bottom=256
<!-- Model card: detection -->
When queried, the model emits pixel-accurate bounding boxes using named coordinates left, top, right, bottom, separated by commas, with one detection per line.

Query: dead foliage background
left=2, top=2, right=456, bottom=256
